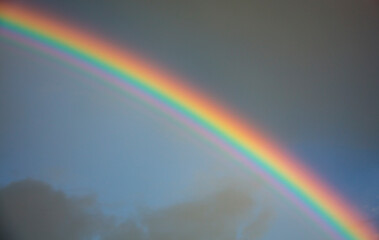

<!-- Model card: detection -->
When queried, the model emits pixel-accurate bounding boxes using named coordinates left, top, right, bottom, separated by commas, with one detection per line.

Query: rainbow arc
left=0, top=3, right=377, bottom=239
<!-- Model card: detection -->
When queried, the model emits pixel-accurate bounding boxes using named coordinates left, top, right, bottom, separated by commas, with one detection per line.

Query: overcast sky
left=0, top=0, right=378, bottom=239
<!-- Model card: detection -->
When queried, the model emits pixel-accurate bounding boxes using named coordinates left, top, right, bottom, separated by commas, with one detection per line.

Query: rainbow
left=0, top=3, right=377, bottom=240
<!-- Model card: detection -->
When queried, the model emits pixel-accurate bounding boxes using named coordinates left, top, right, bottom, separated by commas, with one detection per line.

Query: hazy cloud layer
left=105, top=187, right=272, bottom=240
left=0, top=179, right=111, bottom=240
left=0, top=179, right=272, bottom=240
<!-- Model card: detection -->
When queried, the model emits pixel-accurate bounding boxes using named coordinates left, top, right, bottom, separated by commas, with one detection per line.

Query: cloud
left=104, top=185, right=273, bottom=240
left=0, top=179, right=111, bottom=240
left=0, top=179, right=272, bottom=240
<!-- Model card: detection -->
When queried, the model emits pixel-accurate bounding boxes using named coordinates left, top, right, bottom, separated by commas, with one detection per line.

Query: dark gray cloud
left=0, top=179, right=272, bottom=240
left=0, top=179, right=112, bottom=240
left=104, top=186, right=272, bottom=240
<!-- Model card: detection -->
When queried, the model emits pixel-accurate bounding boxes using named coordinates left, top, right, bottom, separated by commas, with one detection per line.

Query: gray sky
left=0, top=0, right=378, bottom=239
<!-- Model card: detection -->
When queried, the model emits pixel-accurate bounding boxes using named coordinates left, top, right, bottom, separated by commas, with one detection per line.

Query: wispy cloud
left=104, top=184, right=273, bottom=240
left=0, top=179, right=112, bottom=240
left=0, top=179, right=272, bottom=240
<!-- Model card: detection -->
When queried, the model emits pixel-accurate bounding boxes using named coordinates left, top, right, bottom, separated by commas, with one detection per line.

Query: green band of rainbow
left=0, top=3, right=377, bottom=240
